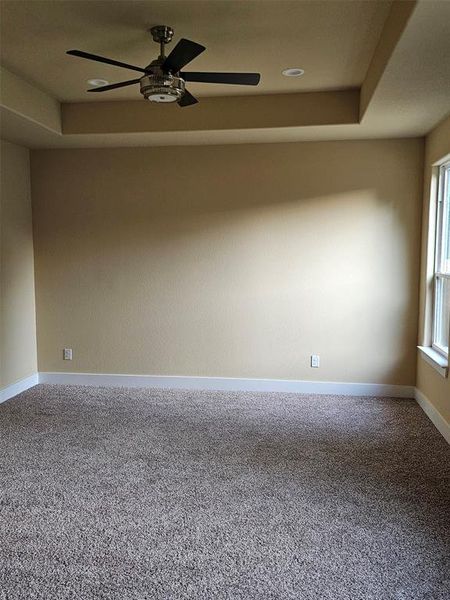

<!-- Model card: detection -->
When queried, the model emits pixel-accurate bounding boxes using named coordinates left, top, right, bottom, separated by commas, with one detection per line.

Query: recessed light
left=87, top=78, right=109, bottom=87
left=282, top=68, right=304, bottom=77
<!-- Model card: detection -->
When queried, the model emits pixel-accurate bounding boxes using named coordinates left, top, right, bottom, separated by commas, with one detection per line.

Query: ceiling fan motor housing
left=140, top=66, right=185, bottom=103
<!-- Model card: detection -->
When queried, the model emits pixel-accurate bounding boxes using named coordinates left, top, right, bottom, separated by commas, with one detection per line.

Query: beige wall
left=417, top=114, right=450, bottom=422
left=0, top=67, right=61, bottom=134
left=31, top=139, right=423, bottom=384
left=0, top=139, right=37, bottom=388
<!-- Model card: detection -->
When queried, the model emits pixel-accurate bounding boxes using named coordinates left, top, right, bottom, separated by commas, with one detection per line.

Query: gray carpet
left=0, top=385, right=449, bottom=600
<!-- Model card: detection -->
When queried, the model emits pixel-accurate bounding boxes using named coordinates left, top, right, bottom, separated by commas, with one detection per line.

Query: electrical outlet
left=311, top=354, right=320, bottom=368
left=63, top=348, right=73, bottom=361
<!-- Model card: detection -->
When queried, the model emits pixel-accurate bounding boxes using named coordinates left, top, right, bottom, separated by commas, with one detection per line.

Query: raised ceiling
left=0, top=0, right=449, bottom=148
left=0, top=0, right=392, bottom=101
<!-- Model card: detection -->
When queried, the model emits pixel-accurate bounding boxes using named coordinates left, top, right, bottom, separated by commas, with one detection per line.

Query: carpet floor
left=0, top=385, right=449, bottom=599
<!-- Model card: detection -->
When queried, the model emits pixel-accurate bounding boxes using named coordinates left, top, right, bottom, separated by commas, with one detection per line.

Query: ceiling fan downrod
left=149, top=25, right=174, bottom=61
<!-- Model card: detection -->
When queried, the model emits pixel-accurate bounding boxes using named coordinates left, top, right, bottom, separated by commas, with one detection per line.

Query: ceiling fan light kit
left=140, top=71, right=185, bottom=103
left=67, top=25, right=261, bottom=107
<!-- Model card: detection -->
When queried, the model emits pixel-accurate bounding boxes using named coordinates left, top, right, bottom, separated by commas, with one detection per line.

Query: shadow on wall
left=33, top=141, right=419, bottom=217
left=30, top=140, right=423, bottom=383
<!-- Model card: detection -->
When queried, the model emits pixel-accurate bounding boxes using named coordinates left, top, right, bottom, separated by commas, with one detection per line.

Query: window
left=432, top=161, right=450, bottom=357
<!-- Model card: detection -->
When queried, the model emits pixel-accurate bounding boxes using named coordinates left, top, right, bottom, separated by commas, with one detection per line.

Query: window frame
left=431, top=160, right=450, bottom=358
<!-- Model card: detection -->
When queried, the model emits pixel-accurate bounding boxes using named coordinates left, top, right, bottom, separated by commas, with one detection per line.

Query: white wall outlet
left=311, top=354, right=320, bottom=368
left=63, top=348, right=73, bottom=360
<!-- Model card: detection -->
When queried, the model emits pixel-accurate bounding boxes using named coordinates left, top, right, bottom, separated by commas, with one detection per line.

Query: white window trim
left=432, top=160, right=450, bottom=357
left=417, top=345, right=448, bottom=378
left=431, top=273, right=450, bottom=358
left=419, top=155, right=450, bottom=377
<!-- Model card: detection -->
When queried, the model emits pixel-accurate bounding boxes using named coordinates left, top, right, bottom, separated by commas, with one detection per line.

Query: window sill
left=418, top=346, right=448, bottom=378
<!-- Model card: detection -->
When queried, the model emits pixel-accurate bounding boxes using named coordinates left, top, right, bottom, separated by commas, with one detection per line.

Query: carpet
left=0, top=384, right=449, bottom=599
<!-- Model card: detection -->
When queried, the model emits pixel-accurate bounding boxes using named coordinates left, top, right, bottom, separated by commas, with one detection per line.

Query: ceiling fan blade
left=178, top=89, right=199, bottom=107
left=181, top=72, right=261, bottom=86
left=162, top=39, right=205, bottom=74
left=67, top=50, right=147, bottom=73
left=87, top=78, right=141, bottom=92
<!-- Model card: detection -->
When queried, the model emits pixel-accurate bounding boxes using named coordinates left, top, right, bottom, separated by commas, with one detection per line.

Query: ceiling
left=0, top=0, right=391, bottom=101
left=0, top=0, right=449, bottom=149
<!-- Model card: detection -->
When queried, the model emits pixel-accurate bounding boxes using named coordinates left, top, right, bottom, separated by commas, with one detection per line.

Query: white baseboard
left=415, top=388, right=450, bottom=445
left=38, top=371, right=415, bottom=398
left=0, top=373, right=39, bottom=404
left=5, top=372, right=448, bottom=445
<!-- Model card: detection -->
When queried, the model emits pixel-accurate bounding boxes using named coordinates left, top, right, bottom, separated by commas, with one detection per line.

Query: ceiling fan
left=67, top=25, right=261, bottom=107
